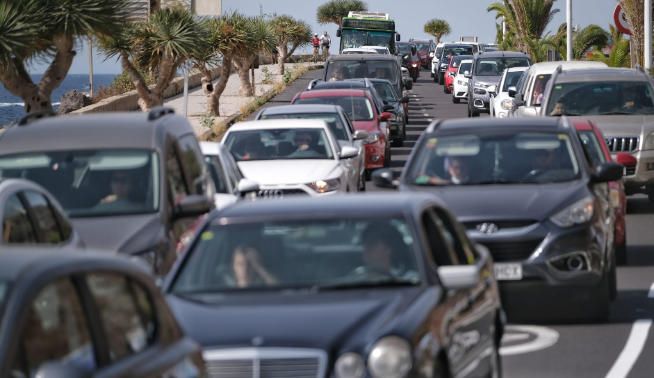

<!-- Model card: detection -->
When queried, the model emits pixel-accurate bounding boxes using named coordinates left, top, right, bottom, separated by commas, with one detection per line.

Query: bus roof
left=346, top=11, right=391, bottom=20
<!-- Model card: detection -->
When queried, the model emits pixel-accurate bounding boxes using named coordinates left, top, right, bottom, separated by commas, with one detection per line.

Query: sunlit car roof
left=553, top=68, right=649, bottom=83
left=258, top=104, right=343, bottom=114
left=227, top=119, right=330, bottom=132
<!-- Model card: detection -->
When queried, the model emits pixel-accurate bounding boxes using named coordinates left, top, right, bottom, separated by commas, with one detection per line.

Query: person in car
left=235, top=135, right=265, bottom=160
left=230, top=245, right=278, bottom=288
left=550, top=101, right=567, bottom=116
left=329, top=66, right=345, bottom=81
left=289, top=132, right=322, bottom=158
left=416, top=156, right=470, bottom=185
left=96, top=170, right=138, bottom=210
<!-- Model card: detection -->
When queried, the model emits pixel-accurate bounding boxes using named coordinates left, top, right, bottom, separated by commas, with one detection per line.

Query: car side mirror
left=371, top=168, right=398, bottom=189
left=383, top=104, right=395, bottom=112
left=340, top=146, right=359, bottom=159
left=487, top=85, right=497, bottom=95
left=34, top=362, right=87, bottom=378
left=592, top=162, right=624, bottom=183
left=380, top=112, right=393, bottom=121
left=401, top=96, right=410, bottom=104
left=508, top=86, right=517, bottom=98
left=403, top=78, right=413, bottom=90
left=437, top=265, right=481, bottom=290
left=615, top=152, right=637, bottom=167
left=396, top=33, right=401, bottom=41
left=513, top=93, right=524, bottom=107
left=174, top=195, right=213, bottom=219
left=237, top=178, right=259, bottom=196
left=353, top=130, right=369, bottom=141
left=336, top=29, right=341, bottom=37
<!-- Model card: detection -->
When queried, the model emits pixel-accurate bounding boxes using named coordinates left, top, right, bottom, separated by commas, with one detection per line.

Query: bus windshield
left=341, top=29, right=393, bottom=51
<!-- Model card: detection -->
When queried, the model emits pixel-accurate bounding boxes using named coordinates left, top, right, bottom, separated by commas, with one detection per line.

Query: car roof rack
left=17, top=110, right=56, bottom=126
left=147, top=106, right=175, bottom=121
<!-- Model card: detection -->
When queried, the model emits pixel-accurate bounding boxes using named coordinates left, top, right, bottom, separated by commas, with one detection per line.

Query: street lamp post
left=646, top=0, right=652, bottom=70
left=566, top=0, right=572, bottom=61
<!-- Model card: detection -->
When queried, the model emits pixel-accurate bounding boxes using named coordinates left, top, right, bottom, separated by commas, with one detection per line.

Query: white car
left=222, top=119, right=361, bottom=198
left=430, top=42, right=445, bottom=79
left=200, top=142, right=259, bottom=209
left=452, top=59, right=473, bottom=103
left=489, top=66, right=529, bottom=117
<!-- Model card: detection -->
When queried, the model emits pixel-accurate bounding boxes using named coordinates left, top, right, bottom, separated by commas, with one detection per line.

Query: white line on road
left=606, top=319, right=653, bottom=378
left=500, top=325, right=559, bottom=356
left=648, top=283, right=654, bottom=298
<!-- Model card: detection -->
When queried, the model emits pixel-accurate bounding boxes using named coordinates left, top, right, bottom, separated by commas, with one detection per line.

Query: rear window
left=475, top=57, right=530, bottom=76
left=294, top=96, right=374, bottom=121
left=259, top=112, right=349, bottom=141
left=326, top=60, right=398, bottom=85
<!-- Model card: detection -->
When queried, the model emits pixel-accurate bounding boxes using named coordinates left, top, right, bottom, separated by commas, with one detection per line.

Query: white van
left=509, top=60, right=608, bottom=117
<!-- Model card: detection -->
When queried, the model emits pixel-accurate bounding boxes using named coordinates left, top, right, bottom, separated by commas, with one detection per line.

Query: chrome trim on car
left=203, top=347, right=328, bottom=378
left=606, top=137, right=639, bottom=152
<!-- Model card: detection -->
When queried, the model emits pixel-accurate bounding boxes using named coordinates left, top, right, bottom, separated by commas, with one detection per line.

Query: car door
left=419, top=207, right=495, bottom=378
left=83, top=272, right=203, bottom=377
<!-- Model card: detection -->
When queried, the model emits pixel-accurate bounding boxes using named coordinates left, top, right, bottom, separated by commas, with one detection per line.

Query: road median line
left=605, top=319, right=652, bottom=378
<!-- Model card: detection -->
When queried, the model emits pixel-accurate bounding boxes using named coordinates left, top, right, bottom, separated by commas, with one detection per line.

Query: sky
left=35, top=0, right=621, bottom=74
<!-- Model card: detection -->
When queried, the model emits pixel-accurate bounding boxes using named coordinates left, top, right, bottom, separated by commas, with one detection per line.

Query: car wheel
left=471, top=109, right=480, bottom=117
left=648, top=189, right=654, bottom=202
left=588, top=272, right=611, bottom=321
left=489, top=339, right=502, bottom=378
left=433, top=74, right=438, bottom=83
left=616, top=242, right=627, bottom=265
left=384, top=147, right=391, bottom=167
left=443, top=86, right=449, bottom=94
left=392, top=138, right=403, bottom=147
left=359, top=174, right=366, bottom=191
left=453, top=97, right=460, bottom=104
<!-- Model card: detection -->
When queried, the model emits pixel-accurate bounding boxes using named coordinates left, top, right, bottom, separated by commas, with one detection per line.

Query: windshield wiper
left=598, top=111, right=635, bottom=115
left=314, top=278, right=419, bottom=291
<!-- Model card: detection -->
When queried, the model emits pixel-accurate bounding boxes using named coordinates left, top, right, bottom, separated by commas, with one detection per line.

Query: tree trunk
left=234, top=57, right=255, bottom=97
left=207, top=57, right=233, bottom=116
left=121, top=54, right=157, bottom=111
left=198, top=64, right=213, bottom=95
left=278, top=44, right=289, bottom=75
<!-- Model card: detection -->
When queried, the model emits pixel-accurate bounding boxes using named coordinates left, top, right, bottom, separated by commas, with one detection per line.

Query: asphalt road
left=258, top=67, right=654, bottom=377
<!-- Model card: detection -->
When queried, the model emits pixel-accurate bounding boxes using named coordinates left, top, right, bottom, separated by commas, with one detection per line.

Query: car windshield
left=407, top=132, right=580, bottom=185
left=443, top=45, right=473, bottom=57
left=458, top=62, right=472, bottom=75
left=475, top=57, right=530, bottom=76
left=451, top=56, right=471, bottom=68
left=545, top=81, right=654, bottom=116
left=415, top=43, right=430, bottom=52
left=397, top=43, right=412, bottom=55
left=224, top=128, right=334, bottom=162
left=341, top=29, right=393, bottom=50
left=325, top=60, right=398, bottom=84
left=259, top=112, right=349, bottom=141
left=171, top=218, right=421, bottom=295
left=578, top=131, right=607, bottom=166
left=294, top=96, right=374, bottom=121
left=503, top=70, right=526, bottom=92
left=0, top=150, right=159, bottom=217
left=372, top=82, right=399, bottom=102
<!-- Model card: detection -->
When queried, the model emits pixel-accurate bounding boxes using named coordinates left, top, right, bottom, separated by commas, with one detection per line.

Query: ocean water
left=0, top=74, right=116, bottom=126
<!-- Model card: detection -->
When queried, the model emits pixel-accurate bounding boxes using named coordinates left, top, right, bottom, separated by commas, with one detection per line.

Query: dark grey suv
left=374, top=117, right=623, bottom=321
left=0, top=108, right=214, bottom=274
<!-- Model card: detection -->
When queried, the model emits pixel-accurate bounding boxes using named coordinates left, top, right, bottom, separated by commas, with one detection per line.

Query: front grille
left=204, top=348, right=326, bottom=378
left=606, top=137, right=639, bottom=152
left=257, top=188, right=309, bottom=199
left=482, top=239, right=543, bottom=262
left=464, top=220, right=537, bottom=231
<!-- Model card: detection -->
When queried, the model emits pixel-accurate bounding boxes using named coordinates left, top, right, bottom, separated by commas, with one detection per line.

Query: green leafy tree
left=100, top=6, right=206, bottom=111
left=232, top=16, right=276, bottom=97
left=423, top=19, right=451, bottom=44
left=589, top=26, right=631, bottom=67
left=317, top=0, right=367, bottom=28
left=270, top=15, right=312, bottom=75
left=619, top=0, right=644, bottom=66
left=0, top=0, right=129, bottom=114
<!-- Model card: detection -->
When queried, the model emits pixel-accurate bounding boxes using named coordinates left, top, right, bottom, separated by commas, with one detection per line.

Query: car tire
left=648, top=189, right=654, bottom=202
left=587, top=272, right=611, bottom=321
left=384, top=147, right=391, bottom=167
left=359, top=175, right=366, bottom=191
left=364, top=169, right=371, bottom=181
left=444, top=86, right=449, bottom=94
left=616, top=242, right=627, bottom=265
left=471, top=109, right=480, bottom=117
left=433, top=74, right=438, bottom=83
left=489, top=340, right=502, bottom=378
left=610, top=253, right=618, bottom=301
left=392, top=138, right=403, bottom=147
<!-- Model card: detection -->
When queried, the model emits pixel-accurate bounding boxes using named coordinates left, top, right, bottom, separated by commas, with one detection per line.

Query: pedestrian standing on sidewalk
left=311, top=33, right=321, bottom=62
left=320, top=31, right=331, bottom=59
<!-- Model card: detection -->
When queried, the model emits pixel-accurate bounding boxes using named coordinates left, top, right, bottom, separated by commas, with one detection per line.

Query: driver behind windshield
left=96, top=170, right=140, bottom=211
left=355, top=223, right=410, bottom=278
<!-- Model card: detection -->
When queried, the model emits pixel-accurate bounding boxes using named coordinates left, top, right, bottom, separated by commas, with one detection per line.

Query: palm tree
left=543, top=23, right=609, bottom=60
left=423, top=19, right=451, bottom=44
left=270, top=15, right=312, bottom=75
left=0, top=0, right=129, bottom=115
left=99, top=6, right=206, bottom=111
left=230, top=17, right=276, bottom=97
left=317, top=0, right=367, bottom=28
left=620, top=0, right=644, bottom=66
left=589, top=26, right=631, bottom=67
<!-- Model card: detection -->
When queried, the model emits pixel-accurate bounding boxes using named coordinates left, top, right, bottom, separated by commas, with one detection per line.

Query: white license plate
left=494, top=263, right=523, bottom=281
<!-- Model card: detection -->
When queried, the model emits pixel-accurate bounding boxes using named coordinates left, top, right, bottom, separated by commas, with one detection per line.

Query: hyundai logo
left=476, top=223, right=499, bottom=234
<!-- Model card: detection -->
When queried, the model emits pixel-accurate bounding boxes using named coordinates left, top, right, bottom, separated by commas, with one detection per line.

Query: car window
left=86, top=273, right=156, bottom=362
left=2, top=194, right=37, bottom=244
left=545, top=80, right=654, bottom=116
left=205, top=156, right=229, bottom=194
left=259, top=112, right=350, bottom=141
left=22, top=191, right=67, bottom=244
left=167, top=146, right=188, bottom=205
left=294, top=96, right=374, bottom=121
left=225, top=128, right=335, bottom=162
left=13, top=278, right=95, bottom=376
left=434, top=208, right=477, bottom=264
left=530, top=74, right=551, bottom=106
left=178, top=135, right=207, bottom=196
left=475, top=57, right=529, bottom=76
left=578, top=130, right=608, bottom=166
left=421, top=210, right=459, bottom=266
left=325, top=61, right=399, bottom=84
left=503, top=70, right=526, bottom=92
left=373, top=82, right=399, bottom=102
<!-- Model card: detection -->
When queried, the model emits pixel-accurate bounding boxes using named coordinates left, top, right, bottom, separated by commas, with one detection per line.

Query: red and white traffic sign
left=614, top=4, right=632, bottom=35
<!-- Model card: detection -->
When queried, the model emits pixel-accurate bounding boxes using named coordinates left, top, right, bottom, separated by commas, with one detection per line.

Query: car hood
left=237, top=160, right=340, bottom=185
left=474, top=76, right=502, bottom=86
left=167, top=287, right=438, bottom=350
left=403, top=181, right=588, bottom=222
left=569, top=115, right=654, bottom=137
left=71, top=213, right=163, bottom=254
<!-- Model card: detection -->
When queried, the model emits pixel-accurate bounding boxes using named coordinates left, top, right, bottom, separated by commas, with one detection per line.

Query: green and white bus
left=337, top=12, right=400, bottom=54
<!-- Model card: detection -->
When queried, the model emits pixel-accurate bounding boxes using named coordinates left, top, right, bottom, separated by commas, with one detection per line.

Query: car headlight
left=643, top=131, right=654, bottom=150
left=473, top=88, right=487, bottom=95
left=368, top=336, right=412, bottom=378
left=550, top=197, right=594, bottom=227
left=364, top=132, right=381, bottom=144
left=501, top=99, right=514, bottom=110
left=308, top=178, right=340, bottom=193
left=335, top=353, right=365, bottom=378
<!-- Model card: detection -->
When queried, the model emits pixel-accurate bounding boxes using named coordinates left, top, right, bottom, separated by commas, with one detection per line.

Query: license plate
left=494, top=263, right=523, bottom=281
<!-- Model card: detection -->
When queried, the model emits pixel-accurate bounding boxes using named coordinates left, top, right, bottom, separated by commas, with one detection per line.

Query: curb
left=199, top=63, right=324, bottom=141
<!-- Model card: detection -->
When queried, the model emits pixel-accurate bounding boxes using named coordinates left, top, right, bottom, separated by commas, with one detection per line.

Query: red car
left=444, top=55, right=472, bottom=94
left=574, top=120, right=628, bottom=265
left=291, top=89, right=392, bottom=172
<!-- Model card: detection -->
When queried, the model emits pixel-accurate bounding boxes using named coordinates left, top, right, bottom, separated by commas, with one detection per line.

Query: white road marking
left=648, top=282, right=654, bottom=298
left=605, top=319, right=653, bottom=378
left=500, top=325, right=559, bottom=356
left=423, top=113, right=430, bottom=117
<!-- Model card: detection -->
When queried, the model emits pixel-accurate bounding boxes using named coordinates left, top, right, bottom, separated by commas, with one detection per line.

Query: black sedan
left=0, top=248, right=204, bottom=376
left=164, top=194, right=503, bottom=378
left=374, top=117, right=623, bottom=321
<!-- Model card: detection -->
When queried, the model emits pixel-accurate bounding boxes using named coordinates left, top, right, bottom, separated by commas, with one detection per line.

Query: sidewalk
left=164, top=62, right=320, bottom=135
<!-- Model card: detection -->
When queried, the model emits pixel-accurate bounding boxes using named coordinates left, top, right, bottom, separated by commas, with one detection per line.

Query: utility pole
left=88, top=37, right=94, bottom=98
left=566, top=0, right=572, bottom=61
left=646, top=0, right=652, bottom=71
